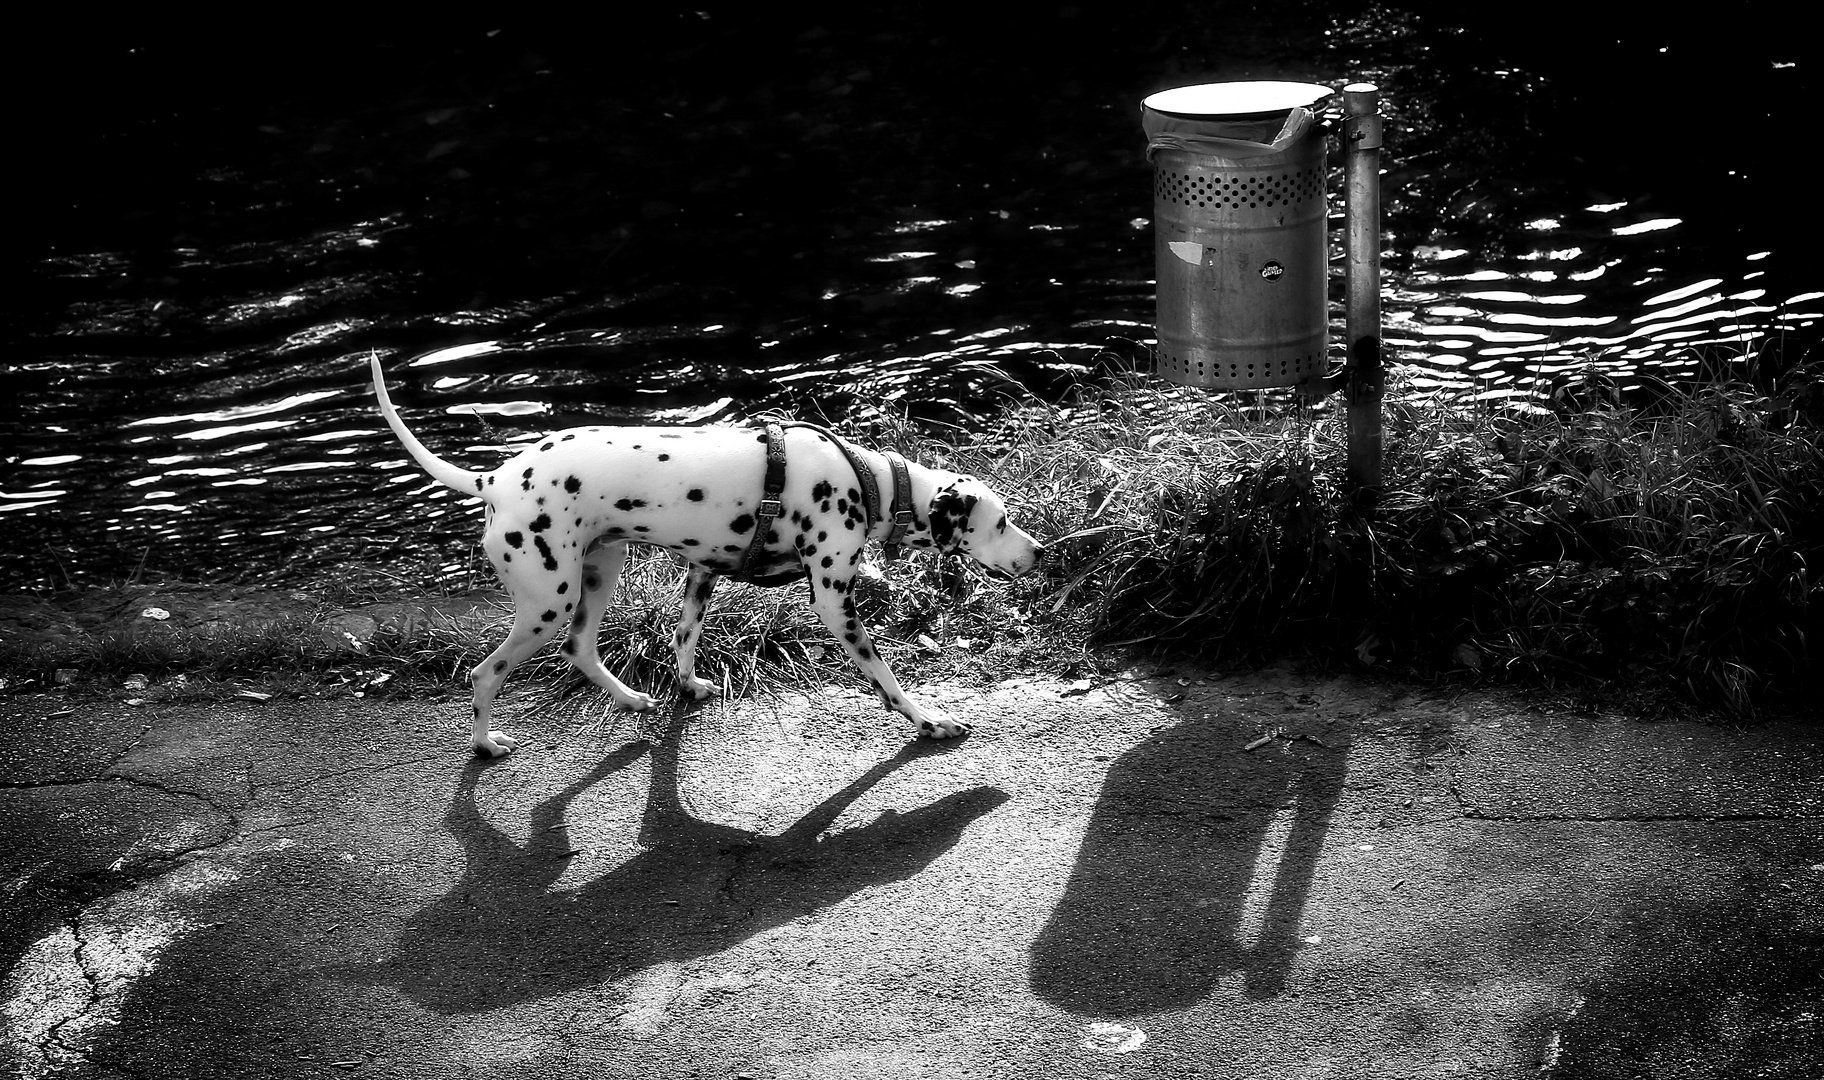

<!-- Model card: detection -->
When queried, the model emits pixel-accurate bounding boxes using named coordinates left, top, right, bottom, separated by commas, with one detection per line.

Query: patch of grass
left=0, top=546, right=1041, bottom=711
left=469, top=543, right=1057, bottom=718
left=944, top=350, right=1823, bottom=717
left=1, top=608, right=319, bottom=683
left=384, top=555, right=848, bottom=710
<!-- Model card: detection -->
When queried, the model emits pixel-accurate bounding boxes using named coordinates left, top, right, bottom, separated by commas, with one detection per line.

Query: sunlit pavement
left=3, top=668, right=1820, bottom=1079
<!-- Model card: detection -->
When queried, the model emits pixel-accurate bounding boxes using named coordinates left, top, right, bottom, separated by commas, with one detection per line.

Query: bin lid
left=1143, top=81, right=1334, bottom=120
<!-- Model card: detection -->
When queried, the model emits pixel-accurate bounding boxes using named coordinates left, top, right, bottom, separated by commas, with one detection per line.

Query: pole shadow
left=361, top=707, right=1007, bottom=1013
left=1028, top=713, right=1351, bottom=1017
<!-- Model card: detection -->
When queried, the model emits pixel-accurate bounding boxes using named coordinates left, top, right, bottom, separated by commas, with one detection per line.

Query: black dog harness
left=734, top=422, right=915, bottom=585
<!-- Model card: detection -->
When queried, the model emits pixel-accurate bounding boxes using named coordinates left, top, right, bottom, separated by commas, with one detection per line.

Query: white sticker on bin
left=1168, top=241, right=1205, bottom=265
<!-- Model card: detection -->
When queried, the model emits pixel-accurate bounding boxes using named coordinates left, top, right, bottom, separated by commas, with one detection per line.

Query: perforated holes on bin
left=1156, top=347, right=1324, bottom=389
left=1154, top=167, right=1325, bottom=209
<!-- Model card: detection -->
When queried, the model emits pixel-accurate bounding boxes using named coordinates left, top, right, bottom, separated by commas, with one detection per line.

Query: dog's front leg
left=672, top=566, right=721, bottom=698
left=807, top=579, right=969, bottom=739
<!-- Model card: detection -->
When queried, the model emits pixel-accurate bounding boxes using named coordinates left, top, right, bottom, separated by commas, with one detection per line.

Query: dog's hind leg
left=672, top=567, right=721, bottom=699
left=468, top=597, right=561, bottom=757
left=560, top=541, right=657, bottom=712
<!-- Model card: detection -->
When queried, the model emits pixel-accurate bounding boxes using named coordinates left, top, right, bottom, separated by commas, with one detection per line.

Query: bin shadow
left=369, top=708, right=1007, bottom=1013
left=1029, top=711, right=1352, bottom=1017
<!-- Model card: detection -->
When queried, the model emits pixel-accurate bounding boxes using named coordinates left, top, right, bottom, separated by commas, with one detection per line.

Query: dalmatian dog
left=370, top=356, right=1044, bottom=756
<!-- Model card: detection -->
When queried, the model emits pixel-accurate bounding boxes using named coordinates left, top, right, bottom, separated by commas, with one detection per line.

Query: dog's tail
left=369, top=353, right=487, bottom=497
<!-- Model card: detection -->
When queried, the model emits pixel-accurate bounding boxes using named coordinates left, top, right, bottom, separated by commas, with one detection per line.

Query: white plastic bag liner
left=1141, top=81, right=1333, bottom=162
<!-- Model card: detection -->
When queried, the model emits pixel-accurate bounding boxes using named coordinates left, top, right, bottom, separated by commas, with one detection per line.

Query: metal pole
left=1343, top=83, right=1384, bottom=491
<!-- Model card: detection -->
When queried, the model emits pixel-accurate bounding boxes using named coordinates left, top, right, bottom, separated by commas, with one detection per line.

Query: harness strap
left=831, top=435, right=882, bottom=531
left=732, top=421, right=917, bottom=579
left=883, top=451, right=915, bottom=559
left=777, top=421, right=886, bottom=534
left=737, top=422, right=788, bottom=578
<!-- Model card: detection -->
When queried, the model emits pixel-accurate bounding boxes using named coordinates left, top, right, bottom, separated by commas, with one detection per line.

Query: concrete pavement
left=2, top=666, right=1820, bottom=1078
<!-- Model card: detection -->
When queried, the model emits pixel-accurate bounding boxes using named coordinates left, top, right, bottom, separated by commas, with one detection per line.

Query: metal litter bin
left=1143, top=81, right=1334, bottom=389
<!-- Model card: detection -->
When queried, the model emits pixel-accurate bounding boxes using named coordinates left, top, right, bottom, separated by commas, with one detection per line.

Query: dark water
left=6, top=5, right=1817, bottom=589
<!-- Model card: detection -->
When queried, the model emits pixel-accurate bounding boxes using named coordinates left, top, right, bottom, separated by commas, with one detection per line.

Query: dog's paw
left=916, top=709, right=972, bottom=740
left=473, top=730, right=518, bottom=757
left=681, top=676, right=721, bottom=700
left=615, top=691, right=658, bottom=712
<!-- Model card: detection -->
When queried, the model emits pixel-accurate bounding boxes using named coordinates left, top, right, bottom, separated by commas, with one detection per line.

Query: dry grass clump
left=44, top=613, right=328, bottom=679
left=954, top=356, right=1824, bottom=717
left=393, top=552, right=844, bottom=709
left=1468, top=370, right=1824, bottom=712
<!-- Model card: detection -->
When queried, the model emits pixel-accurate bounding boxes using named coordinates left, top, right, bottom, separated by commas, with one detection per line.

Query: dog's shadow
left=368, top=710, right=1007, bottom=1014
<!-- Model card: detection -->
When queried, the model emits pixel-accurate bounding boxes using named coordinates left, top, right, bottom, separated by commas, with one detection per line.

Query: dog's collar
left=883, top=451, right=914, bottom=559
left=821, top=430, right=915, bottom=559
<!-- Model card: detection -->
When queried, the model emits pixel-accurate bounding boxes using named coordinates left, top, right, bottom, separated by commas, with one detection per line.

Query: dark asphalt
left=3, top=667, right=1821, bottom=1079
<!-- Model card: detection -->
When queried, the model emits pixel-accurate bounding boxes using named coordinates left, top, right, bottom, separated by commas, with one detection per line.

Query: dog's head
left=924, top=475, right=1044, bottom=577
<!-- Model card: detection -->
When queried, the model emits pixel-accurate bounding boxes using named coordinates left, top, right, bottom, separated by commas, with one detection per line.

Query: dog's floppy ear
left=927, top=483, right=979, bottom=553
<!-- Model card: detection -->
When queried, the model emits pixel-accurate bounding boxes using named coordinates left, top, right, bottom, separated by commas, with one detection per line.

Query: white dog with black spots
left=371, top=356, right=1044, bottom=756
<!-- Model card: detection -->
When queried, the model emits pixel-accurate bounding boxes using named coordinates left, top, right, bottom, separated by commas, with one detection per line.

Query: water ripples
left=8, top=194, right=1816, bottom=589
left=7, top=11, right=1816, bottom=588
left=1387, top=205, right=1816, bottom=406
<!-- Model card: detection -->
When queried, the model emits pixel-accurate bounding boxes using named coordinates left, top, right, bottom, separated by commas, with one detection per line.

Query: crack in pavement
left=22, top=912, right=102, bottom=1076
left=10, top=858, right=247, bottom=1080
left=253, top=750, right=448, bottom=797
left=2, top=767, right=230, bottom=813
left=104, top=771, right=232, bottom=814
